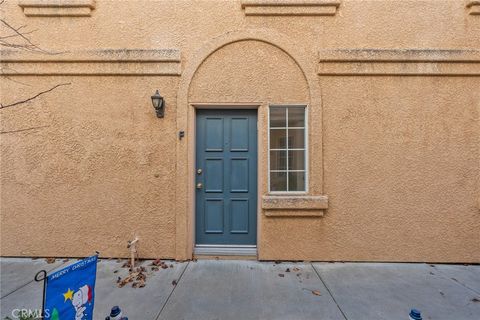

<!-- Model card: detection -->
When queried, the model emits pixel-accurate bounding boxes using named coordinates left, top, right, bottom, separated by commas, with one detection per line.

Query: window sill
left=262, top=195, right=328, bottom=217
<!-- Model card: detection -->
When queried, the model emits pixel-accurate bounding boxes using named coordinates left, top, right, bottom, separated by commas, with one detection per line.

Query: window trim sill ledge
left=262, top=195, right=328, bottom=217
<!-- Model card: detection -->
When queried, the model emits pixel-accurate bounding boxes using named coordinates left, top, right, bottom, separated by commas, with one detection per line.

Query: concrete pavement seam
left=311, top=263, right=349, bottom=320
left=154, top=261, right=191, bottom=320
left=0, top=260, right=68, bottom=300
left=431, top=265, right=480, bottom=296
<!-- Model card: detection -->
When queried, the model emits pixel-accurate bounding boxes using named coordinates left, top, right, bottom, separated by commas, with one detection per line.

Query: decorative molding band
left=241, top=0, right=341, bottom=16
left=0, top=49, right=182, bottom=76
left=317, top=49, right=480, bottom=76
left=18, top=0, right=96, bottom=17
left=467, top=1, right=480, bottom=15
left=262, top=195, right=328, bottom=217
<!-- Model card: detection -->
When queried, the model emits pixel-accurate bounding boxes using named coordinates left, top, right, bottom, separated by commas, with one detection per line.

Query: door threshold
left=194, top=244, right=257, bottom=256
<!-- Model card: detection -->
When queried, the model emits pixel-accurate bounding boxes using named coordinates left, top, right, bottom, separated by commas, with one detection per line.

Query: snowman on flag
left=71, top=285, right=93, bottom=320
left=44, top=255, right=98, bottom=320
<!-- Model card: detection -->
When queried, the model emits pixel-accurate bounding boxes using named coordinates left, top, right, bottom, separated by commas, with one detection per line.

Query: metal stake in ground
left=34, top=269, right=48, bottom=320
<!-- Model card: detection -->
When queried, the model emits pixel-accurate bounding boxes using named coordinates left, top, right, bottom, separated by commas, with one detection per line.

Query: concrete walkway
left=1, top=258, right=479, bottom=320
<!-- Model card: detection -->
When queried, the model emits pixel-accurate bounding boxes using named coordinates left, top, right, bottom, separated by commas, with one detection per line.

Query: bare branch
left=0, top=83, right=71, bottom=109
left=0, top=19, right=48, bottom=52
left=0, top=1, right=72, bottom=112
left=1, top=125, right=50, bottom=135
left=2, top=75, right=32, bottom=86
left=1, top=29, right=36, bottom=40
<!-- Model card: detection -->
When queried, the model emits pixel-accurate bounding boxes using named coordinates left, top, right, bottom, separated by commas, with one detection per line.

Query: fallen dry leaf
left=151, top=259, right=163, bottom=266
left=285, top=268, right=291, bottom=272
left=472, top=298, right=480, bottom=303
left=117, top=273, right=135, bottom=288
left=45, top=258, right=56, bottom=264
left=278, top=273, right=285, bottom=278
left=172, top=280, right=178, bottom=286
left=132, top=279, right=146, bottom=288
left=303, top=288, right=321, bottom=296
left=292, top=267, right=300, bottom=272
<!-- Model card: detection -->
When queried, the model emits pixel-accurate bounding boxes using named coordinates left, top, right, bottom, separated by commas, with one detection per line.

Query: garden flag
left=44, top=255, right=98, bottom=320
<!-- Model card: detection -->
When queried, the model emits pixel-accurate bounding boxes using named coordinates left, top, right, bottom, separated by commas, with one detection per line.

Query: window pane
left=270, top=150, right=287, bottom=170
left=270, top=129, right=286, bottom=149
left=288, top=172, right=305, bottom=191
left=270, top=107, right=286, bottom=127
left=288, top=108, right=305, bottom=127
left=270, top=171, right=287, bottom=191
left=288, top=129, right=304, bottom=148
left=288, top=150, right=305, bottom=170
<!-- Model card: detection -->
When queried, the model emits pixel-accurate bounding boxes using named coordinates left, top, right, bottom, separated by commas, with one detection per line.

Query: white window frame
left=267, top=104, right=308, bottom=194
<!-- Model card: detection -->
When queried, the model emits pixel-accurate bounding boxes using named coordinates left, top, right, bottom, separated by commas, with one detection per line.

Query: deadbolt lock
left=196, top=183, right=203, bottom=189
left=197, top=168, right=202, bottom=175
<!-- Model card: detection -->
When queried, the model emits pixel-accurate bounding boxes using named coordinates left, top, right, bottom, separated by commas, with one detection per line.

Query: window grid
left=286, top=109, right=290, bottom=190
left=269, top=106, right=306, bottom=192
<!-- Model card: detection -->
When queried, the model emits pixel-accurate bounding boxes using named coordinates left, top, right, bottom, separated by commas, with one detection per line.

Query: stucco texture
left=261, top=77, right=480, bottom=262
left=1, top=0, right=479, bottom=262
left=1, top=77, right=179, bottom=258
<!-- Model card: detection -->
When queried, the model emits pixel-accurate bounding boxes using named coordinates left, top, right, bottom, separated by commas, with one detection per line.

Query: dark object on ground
left=409, top=309, right=422, bottom=320
left=105, top=305, right=129, bottom=320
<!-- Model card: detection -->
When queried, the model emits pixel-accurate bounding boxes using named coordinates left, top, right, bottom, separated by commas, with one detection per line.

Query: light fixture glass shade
left=151, top=90, right=162, bottom=108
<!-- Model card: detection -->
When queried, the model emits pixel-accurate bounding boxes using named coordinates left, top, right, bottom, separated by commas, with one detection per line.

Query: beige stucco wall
left=1, top=0, right=479, bottom=262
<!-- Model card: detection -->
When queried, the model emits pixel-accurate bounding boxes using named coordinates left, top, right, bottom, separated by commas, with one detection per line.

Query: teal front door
left=195, top=109, right=258, bottom=245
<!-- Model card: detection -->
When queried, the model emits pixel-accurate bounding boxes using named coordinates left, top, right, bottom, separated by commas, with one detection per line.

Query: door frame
left=190, top=103, right=262, bottom=257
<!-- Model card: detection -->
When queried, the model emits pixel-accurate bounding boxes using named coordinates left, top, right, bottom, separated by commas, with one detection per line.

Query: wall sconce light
left=151, top=90, right=165, bottom=118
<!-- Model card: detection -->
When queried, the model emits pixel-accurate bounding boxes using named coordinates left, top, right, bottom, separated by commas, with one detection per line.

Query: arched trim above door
left=174, top=28, right=325, bottom=260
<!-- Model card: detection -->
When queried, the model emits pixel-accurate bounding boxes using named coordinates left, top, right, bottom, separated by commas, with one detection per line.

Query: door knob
left=196, top=183, right=203, bottom=189
left=197, top=168, right=202, bottom=175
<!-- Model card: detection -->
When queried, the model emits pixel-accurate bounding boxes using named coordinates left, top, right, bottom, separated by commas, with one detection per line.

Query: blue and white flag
left=44, top=255, right=98, bottom=320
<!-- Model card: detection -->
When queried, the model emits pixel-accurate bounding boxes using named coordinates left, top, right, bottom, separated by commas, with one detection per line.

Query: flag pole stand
left=35, top=269, right=48, bottom=320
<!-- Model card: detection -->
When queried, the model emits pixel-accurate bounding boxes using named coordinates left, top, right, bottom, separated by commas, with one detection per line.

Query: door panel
left=205, top=158, right=223, bottom=193
left=204, top=199, right=224, bottom=234
left=230, top=158, right=249, bottom=192
left=196, top=109, right=257, bottom=245
left=230, top=199, right=249, bottom=234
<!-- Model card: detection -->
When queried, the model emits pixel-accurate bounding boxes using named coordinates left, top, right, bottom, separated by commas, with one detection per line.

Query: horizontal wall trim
left=241, top=0, right=341, bottom=16
left=467, top=1, right=480, bottom=15
left=0, top=49, right=182, bottom=76
left=318, top=49, right=480, bottom=76
left=19, top=0, right=96, bottom=17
